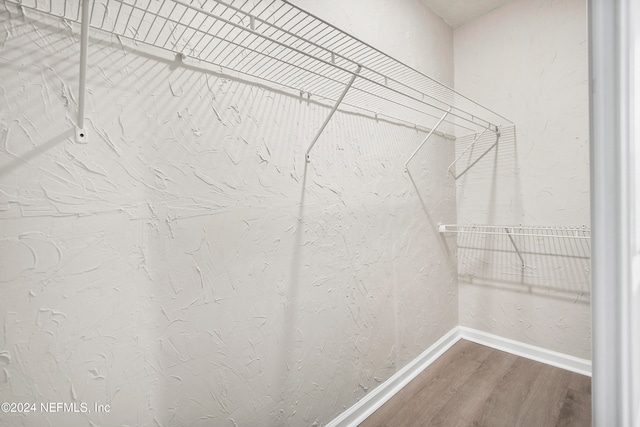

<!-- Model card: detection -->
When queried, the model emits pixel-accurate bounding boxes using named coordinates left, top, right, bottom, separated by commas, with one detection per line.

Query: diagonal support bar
left=404, top=108, right=451, bottom=171
left=447, top=126, right=490, bottom=175
left=76, top=0, right=90, bottom=143
left=305, top=65, right=361, bottom=162
left=505, top=228, right=525, bottom=269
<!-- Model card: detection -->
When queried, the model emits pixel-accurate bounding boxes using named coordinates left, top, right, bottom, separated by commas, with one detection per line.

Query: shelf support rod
left=404, top=108, right=451, bottom=172
left=305, top=65, right=361, bottom=162
left=446, top=126, right=490, bottom=175
left=505, top=227, right=525, bottom=269
left=76, top=0, right=90, bottom=142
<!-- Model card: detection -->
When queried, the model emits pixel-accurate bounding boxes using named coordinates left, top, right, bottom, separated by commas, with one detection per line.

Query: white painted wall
left=0, top=1, right=456, bottom=425
left=453, top=0, right=591, bottom=359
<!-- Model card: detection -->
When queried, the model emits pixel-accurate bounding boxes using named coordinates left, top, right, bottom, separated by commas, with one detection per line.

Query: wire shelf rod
left=404, top=108, right=451, bottom=171
left=9, top=0, right=512, bottom=137
left=505, top=227, right=526, bottom=268
left=280, top=0, right=513, bottom=126
left=169, top=14, right=471, bottom=134
left=447, top=126, right=491, bottom=175
left=12, top=2, right=350, bottom=117
left=109, top=0, right=354, bottom=93
left=172, top=0, right=500, bottom=131
left=26, top=0, right=490, bottom=130
left=15, top=7, right=448, bottom=137
left=306, top=65, right=362, bottom=162
left=77, top=0, right=89, bottom=133
left=441, top=224, right=590, bottom=231
left=441, top=232, right=592, bottom=239
left=342, top=90, right=476, bottom=133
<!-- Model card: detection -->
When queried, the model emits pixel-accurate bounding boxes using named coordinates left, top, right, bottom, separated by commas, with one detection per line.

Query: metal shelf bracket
left=446, top=127, right=491, bottom=176
left=404, top=108, right=452, bottom=172
left=305, top=65, right=362, bottom=162
left=75, top=0, right=90, bottom=143
left=505, top=227, right=525, bottom=269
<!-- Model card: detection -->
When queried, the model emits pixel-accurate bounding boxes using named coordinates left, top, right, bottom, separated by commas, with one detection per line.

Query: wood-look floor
left=360, top=340, right=591, bottom=427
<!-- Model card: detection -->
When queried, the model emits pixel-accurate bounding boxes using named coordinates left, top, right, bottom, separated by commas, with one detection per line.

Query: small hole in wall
left=80, top=133, right=85, bottom=137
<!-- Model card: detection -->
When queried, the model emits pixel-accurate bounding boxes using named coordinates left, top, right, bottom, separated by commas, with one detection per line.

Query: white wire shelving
left=6, top=0, right=513, bottom=159
left=439, top=224, right=591, bottom=291
left=438, top=224, right=591, bottom=240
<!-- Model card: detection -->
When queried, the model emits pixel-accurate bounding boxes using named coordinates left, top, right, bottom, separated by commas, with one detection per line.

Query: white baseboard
left=325, top=327, right=462, bottom=427
left=458, top=326, right=592, bottom=377
left=327, top=326, right=592, bottom=426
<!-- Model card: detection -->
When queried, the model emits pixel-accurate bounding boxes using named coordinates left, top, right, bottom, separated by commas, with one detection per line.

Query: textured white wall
left=0, top=1, right=456, bottom=425
left=453, top=0, right=590, bottom=358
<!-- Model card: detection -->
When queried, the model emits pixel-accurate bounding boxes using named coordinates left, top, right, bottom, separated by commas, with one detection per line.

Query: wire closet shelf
left=439, top=224, right=591, bottom=292
left=8, top=0, right=512, bottom=140
left=438, top=224, right=591, bottom=240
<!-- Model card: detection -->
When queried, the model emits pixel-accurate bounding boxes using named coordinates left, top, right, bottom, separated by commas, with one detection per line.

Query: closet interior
left=0, top=0, right=591, bottom=425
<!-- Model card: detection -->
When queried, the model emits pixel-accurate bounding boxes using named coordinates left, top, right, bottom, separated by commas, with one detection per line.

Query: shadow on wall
left=0, top=129, right=74, bottom=177
left=403, top=127, right=458, bottom=276
left=454, top=125, right=518, bottom=179
left=449, top=128, right=501, bottom=180
left=406, top=167, right=457, bottom=275
left=454, top=125, right=523, bottom=226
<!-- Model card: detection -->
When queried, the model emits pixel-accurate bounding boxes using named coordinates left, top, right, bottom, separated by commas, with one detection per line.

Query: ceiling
left=421, top=0, right=514, bottom=28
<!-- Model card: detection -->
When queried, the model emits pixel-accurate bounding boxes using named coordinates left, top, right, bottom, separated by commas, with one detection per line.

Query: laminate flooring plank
left=555, top=388, right=591, bottom=427
left=388, top=342, right=495, bottom=427
left=474, top=356, right=545, bottom=427
left=568, top=372, right=591, bottom=395
left=555, top=373, right=591, bottom=427
left=514, top=364, right=573, bottom=426
left=360, top=340, right=591, bottom=427
left=425, top=346, right=519, bottom=427
left=360, top=340, right=493, bottom=427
